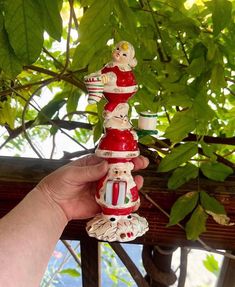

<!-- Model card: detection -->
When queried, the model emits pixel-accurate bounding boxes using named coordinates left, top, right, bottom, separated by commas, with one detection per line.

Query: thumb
left=80, top=160, right=108, bottom=182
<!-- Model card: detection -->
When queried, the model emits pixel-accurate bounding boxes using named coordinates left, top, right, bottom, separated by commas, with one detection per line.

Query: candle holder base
left=86, top=213, right=149, bottom=242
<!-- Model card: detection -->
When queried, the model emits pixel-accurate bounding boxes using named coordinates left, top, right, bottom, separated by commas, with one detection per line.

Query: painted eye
left=120, top=115, right=123, bottom=118
left=116, top=47, right=120, bottom=51
left=123, top=170, right=126, bottom=173
left=122, top=53, right=127, bottom=57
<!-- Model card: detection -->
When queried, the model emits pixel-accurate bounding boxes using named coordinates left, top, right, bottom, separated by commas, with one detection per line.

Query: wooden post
left=216, top=251, right=235, bottom=287
left=80, top=237, right=101, bottom=287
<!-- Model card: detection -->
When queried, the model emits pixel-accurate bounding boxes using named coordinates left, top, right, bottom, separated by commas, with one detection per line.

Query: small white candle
left=138, top=111, right=157, bottom=130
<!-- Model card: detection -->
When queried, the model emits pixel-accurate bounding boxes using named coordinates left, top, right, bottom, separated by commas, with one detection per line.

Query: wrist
left=32, top=187, right=69, bottom=226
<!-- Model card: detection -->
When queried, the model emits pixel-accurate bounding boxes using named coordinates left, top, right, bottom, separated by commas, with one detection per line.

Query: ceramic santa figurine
left=85, top=41, right=149, bottom=242
left=96, top=162, right=140, bottom=215
left=95, top=102, right=139, bottom=158
left=84, top=41, right=138, bottom=106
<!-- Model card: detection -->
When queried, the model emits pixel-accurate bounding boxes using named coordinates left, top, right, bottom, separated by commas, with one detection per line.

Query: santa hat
left=103, top=102, right=129, bottom=118
left=107, top=158, right=132, bottom=164
left=104, top=102, right=120, bottom=112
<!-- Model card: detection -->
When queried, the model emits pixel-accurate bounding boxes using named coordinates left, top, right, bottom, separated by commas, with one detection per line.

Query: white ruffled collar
left=105, top=62, right=132, bottom=71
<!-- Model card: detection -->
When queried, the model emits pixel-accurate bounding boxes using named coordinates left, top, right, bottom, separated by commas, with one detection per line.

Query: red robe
left=97, top=128, right=138, bottom=153
left=101, top=65, right=137, bottom=104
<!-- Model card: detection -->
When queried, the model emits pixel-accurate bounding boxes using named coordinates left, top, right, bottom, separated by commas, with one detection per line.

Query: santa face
left=108, top=163, right=134, bottom=181
left=104, top=113, right=131, bottom=129
left=112, top=42, right=134, bottom=66
left=104, top=103, right=132, bottom=130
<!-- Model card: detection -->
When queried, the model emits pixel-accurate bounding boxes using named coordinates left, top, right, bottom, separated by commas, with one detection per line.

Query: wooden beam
left=0, top=156, right=235, bottom=250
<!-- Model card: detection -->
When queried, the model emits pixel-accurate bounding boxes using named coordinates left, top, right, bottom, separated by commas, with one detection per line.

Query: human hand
left=36, top=154, right=149, bottom=221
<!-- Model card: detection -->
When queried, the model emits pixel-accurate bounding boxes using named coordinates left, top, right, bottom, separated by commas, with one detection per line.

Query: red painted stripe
left=112, top=182, right=119, bottom=205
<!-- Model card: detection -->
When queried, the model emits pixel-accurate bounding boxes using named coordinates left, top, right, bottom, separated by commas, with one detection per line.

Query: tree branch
left=185, top=134, right=235, bottom=146
left=60, top=0, right=73, bottom=74
left=61, top=240, right=81, bottom=267
left=110, top=242, right=150, bottom=287
left=6, top=119, right=93, bottom=141
left=153, top=134, right=235, bottom=148
left=0, top=78, right=53, bottom=98
left=24, top=65, right=86, bottom=91
left=42, top=47, right=64, bottom=69
left=177, top=31, right=190, bottom=64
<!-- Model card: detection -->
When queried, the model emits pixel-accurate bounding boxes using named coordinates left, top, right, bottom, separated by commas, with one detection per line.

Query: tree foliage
left=0, top=0, right=235, bottom=240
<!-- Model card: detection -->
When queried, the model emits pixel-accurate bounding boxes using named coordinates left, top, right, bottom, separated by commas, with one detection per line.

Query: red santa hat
left=107, top=158, right=132, bottom=164
left=104, top=102, right=121, bottom=112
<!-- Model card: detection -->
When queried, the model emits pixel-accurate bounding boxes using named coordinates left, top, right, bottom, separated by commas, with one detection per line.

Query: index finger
left=132, top=155, right=149, bottom=171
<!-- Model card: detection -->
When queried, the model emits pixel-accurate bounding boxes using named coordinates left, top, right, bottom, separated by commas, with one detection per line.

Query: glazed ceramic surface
left=85, top=41, right=149, bottom=242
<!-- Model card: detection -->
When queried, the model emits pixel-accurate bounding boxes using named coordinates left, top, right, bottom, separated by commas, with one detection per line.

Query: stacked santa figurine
left=85, top=41, right=149, bottom=242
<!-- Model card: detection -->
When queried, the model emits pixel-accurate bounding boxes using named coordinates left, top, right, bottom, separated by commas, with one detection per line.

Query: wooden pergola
left=0, top=156, right=235, bottom=287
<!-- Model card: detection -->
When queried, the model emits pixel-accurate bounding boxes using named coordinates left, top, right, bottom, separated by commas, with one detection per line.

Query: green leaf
left=187, top=56, right=206, bottom=77
left=188, top=97, right=215, bottom=136
left=168, top=163, right=199, bottom=190
left=158, top=142, right=198, bottom=172
left=93, top=99, right=105, bottom=143
left=75, top=129, right=91, bottom=144
left=114, top=0, right=136, bottom=35
left=191, top=94, right=215, bottom=123
left=78, top=0, right=113, bottom=39
left=200, top=142, right=217, bottom=161
left=200, top=162, right=233, bottom=182
left=203, top=254, right=220, bottom=276
left=80, top=0, right=96, bottom=6
left=71, top=25, right=111, bottom=70
left=211, top=0, right=232, bottom=36
left=86, top=104, right=99, bottom=125
left=164, top=110, right=196, bottom=143
left=189, top=42, right=207, bottom=62
left=60, top=268, right=81, bottom=277
left=4, top=0, right=44, bottom=64
left=36, top=98, right=66, bottom=124
left=0, top=27, right=22, bottom=78
left=0, top=100, right=17, bottom=129
left=93, top=120, right=103, bottom=144
left=202, top=37, right=217, bottom=61
left=71, top=0, right=113, bottom=70
left=168, top=191, right=199, bottom=226
left=186, top=205, right=208, bottom=240
left=210, top=64, right=227, bottom=91
left=66, top=88, right=81, bottom=119
left=0, top=10, right=2, bottom=28
left=36, top=0, right=62, bottom=41
left=138, top=135, right=156, bottom=146
left=200, top=190, right=226, bottom=214
left=166, top=91, right=193, bottom=108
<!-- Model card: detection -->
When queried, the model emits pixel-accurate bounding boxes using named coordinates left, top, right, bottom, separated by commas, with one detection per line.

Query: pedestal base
left=86, top=213, right=149, bottom=242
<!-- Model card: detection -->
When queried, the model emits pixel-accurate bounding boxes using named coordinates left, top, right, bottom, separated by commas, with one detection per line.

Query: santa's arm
left=130, top=185, right=139, bottom=202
